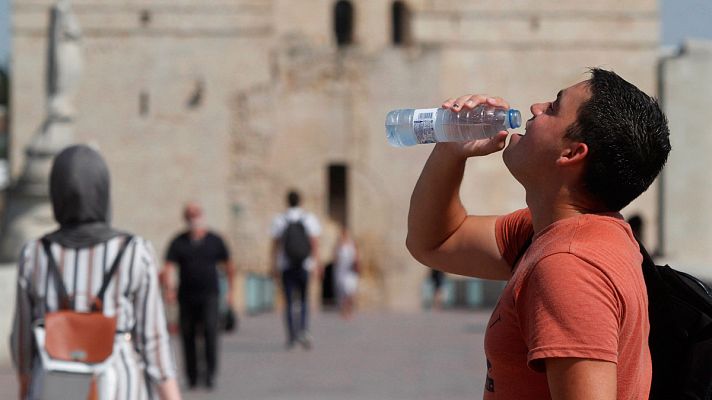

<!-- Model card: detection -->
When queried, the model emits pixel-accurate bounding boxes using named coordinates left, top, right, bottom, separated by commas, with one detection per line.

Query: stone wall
left=660, top=40, right=712, bottom=282
left=8, top=0, right=663, bottom=314
left=11, top=0, right=272, bottom=258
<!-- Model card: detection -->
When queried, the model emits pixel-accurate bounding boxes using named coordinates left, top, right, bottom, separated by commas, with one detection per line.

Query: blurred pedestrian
left=429, top=269, right=445, bottom=310
left=162, top=202, right=235, bottom=390
left=270, top=190, right=321, bottom=350
left=10, top=145, right=181, bottom=400
left=333, top=225, right=359, bottom=319
left=627, top=214, right=644, bottom=243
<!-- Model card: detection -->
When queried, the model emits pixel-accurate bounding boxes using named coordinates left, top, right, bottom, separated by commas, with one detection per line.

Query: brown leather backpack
left=35, top=236, right=133, bottom=400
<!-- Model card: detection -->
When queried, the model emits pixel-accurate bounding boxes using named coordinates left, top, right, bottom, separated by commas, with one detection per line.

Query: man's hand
left=437, top=95, right=511, bottom=159
left=18, top=374, right=29, bottom=400
left=222, top=259, right=237, bottom=309
left=164, top=288, right=177, bottom=305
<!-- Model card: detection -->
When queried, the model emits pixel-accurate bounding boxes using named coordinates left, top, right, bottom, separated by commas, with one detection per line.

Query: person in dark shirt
left=162, top=202, right=236, bottom=390
left=430, top=269, right=446, bottom=310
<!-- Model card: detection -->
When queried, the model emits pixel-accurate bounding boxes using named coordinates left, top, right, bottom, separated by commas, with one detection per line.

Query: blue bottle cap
left=508, top=109, right=522, bottom=129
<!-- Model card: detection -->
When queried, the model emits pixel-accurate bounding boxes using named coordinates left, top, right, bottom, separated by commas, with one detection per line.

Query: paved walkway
left=0, top=310, right=492, bottom=400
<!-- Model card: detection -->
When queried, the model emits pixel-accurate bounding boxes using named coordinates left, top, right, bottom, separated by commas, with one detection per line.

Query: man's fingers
left=443, top=94, right=510, bottom=112
left=490, top=131, right=509, bottom=150
left=443, top=95, right=488, bottom=111
left=486, top=96, right=510, bottom=109
left=441, top=98, right=457, bottom=109
left=453, top=95, right=487, bottom=111
left=466, top=131, right=509, bottom=155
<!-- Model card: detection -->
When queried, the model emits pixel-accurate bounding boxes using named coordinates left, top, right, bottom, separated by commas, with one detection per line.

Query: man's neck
left=190, top=228, right=208, bottom=240
left=526, top=188, right=600, bottom=233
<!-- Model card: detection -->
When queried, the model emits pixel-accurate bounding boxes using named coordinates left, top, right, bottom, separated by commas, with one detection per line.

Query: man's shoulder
left=272, top=211, right=289, bottom=223
left=530, top=214, right=636, bottom=260
left=296, top=209, right=320, bottom=223
left=530, top=215, right=640, bottom=276
left=279, top=208, right=319, bottom=222
left=571, top=214, right=637, bottom=252
left=169, top=231, right=190, bottom=246
left=206, top=230, right=227, bottom=243
left=303, top=210, right=319, bottom=219
left=300, top=211, right=321, bottom=234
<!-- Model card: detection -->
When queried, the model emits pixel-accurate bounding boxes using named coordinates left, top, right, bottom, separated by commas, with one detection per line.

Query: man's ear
left=556, top=141, right=588, bottom=167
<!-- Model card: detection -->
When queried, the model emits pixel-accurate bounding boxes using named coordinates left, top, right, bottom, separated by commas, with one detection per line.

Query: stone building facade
left=659, top=40, right=712, bottom=283
left=8, top=0, right=662, bottom=312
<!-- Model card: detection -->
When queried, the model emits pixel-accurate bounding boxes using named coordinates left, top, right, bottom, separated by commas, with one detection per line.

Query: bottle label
left=413, top=108, right=437, bottom=144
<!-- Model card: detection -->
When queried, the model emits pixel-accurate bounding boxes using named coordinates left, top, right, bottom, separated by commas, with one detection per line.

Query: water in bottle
left=385, top=105, right=522, bottom=147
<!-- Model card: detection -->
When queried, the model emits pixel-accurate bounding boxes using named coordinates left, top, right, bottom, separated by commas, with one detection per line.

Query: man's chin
left=503, top=134, right=520, bottom=153
left=502, top=154, right=524, bottom=185
left=502, top=146, right=514, bottom=170
left=502, top=140, right=523, bottom=175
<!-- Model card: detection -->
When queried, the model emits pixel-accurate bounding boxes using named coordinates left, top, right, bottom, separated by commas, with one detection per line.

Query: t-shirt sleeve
left=216, top=235, right=230, bottom=262
left=495, top=208, right=534, bottom=267
left=270, top=215, right=285, bottom=239
left=165, top=237, right=180, bottom=263
left=516, top=252, right=621, bottom=371
left=305, top=214, right=321, bottom=237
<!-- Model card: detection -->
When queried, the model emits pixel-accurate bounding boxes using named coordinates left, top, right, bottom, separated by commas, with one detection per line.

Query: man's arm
left=310, top=237, right=320, bottom=276
left=545, top=358, right=617, bottom=400
left=221, top=258, right=236, bottom=306
left=17, top=374, right=29, bottom=400
left=406, top=95, right=513, bottom=280
left=160, top=261, right=177, bottom=304
left=270, top=238, right=280, bottom=280
left=522, top=253, right=621, bottom=400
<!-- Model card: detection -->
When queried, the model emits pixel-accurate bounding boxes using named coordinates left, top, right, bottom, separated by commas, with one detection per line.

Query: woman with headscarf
left=10, top=145, right=181, bottom=399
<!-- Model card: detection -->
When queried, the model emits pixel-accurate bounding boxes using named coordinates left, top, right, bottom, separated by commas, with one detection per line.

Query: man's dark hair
left=287, top=190, right=301, bottom=207
left=565, top=68, right=671, bottom=211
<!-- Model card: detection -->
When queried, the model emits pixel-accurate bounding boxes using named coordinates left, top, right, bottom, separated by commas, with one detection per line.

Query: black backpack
left=515, top=236, right=712, bottom=398
left=638, top=242, right=712, bottom=400
left=283, top=218, right=312, bottom=268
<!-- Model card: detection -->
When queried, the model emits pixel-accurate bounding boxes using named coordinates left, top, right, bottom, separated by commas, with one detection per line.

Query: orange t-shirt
left=483, top=209, right=651, bottom=399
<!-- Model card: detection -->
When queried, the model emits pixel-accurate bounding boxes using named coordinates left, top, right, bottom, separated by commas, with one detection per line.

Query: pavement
left=0, top=309, right=492, bottom=400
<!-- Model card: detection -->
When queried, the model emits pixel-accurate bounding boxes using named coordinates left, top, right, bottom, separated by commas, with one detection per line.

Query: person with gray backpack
left=10, top=145, right=181, bottom=400
left=270, top=190, right=321, bottom=350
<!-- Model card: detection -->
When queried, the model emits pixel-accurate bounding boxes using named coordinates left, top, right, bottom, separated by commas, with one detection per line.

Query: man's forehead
left=560, top=80, right=592, bottom=103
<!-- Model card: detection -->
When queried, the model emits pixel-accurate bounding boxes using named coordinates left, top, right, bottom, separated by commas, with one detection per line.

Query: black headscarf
left=44, top=145, right=124, bottom=248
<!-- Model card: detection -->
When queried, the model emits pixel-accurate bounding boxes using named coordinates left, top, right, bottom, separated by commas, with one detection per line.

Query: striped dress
left=11, top=236, right=177, bottom=400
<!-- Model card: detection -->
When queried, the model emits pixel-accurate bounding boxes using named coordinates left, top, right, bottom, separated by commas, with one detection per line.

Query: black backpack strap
left=94, top=235, right=134, bottom=311
left=635, top=238, right=656, bottom=268
left=40, top=237, right=71, bottom=310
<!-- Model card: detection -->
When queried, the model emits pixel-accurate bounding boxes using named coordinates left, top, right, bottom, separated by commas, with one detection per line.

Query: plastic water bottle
left=385, top=105, right=522, bottom=147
